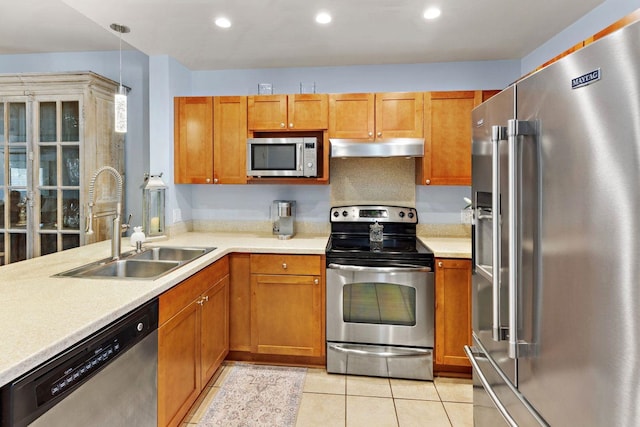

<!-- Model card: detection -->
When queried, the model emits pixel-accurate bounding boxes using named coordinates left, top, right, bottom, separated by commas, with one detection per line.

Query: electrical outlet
left=461, top=209, right=473, bottom=224
left=173, top=208, right=182, bottom=223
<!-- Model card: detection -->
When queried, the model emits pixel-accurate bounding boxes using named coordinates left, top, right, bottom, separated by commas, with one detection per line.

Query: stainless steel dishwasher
left=0, top=299, right=158, bottom=427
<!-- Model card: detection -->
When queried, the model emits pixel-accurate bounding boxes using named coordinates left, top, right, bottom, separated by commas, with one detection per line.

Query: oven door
left=326, top=263, right=434, bottom=379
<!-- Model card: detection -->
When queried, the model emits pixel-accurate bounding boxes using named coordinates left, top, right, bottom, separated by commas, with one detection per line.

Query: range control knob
left=399, top=211, right=405, bottom=218
left=307, top=162, right=313, bottom=168
left=342, top=210, right=348, bottom=217
left=408, top=212, right=415, bottom=219
left=333, top=211, right=339, bottom=218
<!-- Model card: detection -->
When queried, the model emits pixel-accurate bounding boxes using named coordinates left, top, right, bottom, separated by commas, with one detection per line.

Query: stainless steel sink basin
left=129, top=247, right=211, bottom=262
left=53, top=246, right=216, bottom=280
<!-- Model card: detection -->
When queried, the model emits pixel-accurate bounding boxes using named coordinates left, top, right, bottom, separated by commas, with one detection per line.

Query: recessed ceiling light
left=315, top=12, right=332, bottom=24
left=423, top=7, right=441, bottom=20
left=215, top=17, right=231, bottom=28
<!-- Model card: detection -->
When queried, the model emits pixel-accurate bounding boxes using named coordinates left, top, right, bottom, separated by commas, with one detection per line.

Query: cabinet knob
left=377, top=131, right=382, bottom=137
left=438, top=261, right=443, bottom=268
left=425, top=179, right=431, bottom=185
left=368, top=131, right=373, bottom=137
left=205, top=178, right=211, bottom=183
left=282, top=263, right=287, bottom=269
left=289, top=123, right=294, bottom=128
left=197, top=299, right=204, bottom=306
left=213, top=178, right=219, bottom=184
left=280, top=122, right=285, bottom=128
left=314, top=278, right=319, bottom=285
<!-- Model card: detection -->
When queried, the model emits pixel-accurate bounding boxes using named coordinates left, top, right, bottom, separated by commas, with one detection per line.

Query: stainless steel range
left=325, top=205, right=435, bottom=380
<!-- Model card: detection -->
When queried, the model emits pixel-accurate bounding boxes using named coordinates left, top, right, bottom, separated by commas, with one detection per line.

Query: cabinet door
left=328, top=93, right=374, bottom=139
left=247, top=95, right=288, bottom=130
left=174, top=97, right=213, bottom=184
left=158, top=301, right=201, bottom=427
left=375, top=92, right=423, bottom=139
left=288, top=94, right=328, bottom=130
left=435, top=258, right=472, bottom=368
left=251, top=273, right=322, bottom=357
left=213, top=96, right=247, bottom=184
left=200, top=275, right=230, bottom=385
left=229, top=253, right=252, bottom=352
left=417, top=91, right=481, bottom=186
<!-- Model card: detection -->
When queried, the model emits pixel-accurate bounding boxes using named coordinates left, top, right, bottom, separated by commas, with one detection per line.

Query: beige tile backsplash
left=330, top=157, right=415, bottom=206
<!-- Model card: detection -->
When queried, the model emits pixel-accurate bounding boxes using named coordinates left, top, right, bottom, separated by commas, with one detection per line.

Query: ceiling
left=1, top=0, right=604, bottom=71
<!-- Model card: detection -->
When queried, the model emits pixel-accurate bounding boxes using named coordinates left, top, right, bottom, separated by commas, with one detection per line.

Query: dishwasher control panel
left=0, top=299, right=158, bottom=427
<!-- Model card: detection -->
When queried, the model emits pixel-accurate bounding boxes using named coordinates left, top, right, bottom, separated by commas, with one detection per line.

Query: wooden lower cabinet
left=228, top=253, right=325, bottom=364
left=250, top=254, right=323, bottom=357
left=157, top=257, right=230, bottom=427
left=435, top=258, right=472, bottom=375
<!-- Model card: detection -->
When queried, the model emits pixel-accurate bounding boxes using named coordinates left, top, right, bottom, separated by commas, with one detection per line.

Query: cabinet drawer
left=250, top=254, right=322, bottom=275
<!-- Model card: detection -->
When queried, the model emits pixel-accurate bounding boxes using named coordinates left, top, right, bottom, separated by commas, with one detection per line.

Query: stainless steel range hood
left=330, top=138, right=424, bottom=158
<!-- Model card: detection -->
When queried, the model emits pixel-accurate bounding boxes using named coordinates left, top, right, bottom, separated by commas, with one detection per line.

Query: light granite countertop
left=0, top=231, right=469, bottom=388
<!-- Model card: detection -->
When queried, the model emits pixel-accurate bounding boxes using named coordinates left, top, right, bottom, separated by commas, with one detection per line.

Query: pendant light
left=110, top=23, right=130, bottom=133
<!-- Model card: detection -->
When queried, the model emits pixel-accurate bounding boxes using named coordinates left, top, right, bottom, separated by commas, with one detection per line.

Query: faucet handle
left=121, top=213, right=132, bottom=232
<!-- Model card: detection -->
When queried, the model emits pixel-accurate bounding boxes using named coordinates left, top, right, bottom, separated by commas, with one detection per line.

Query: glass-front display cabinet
left=0, top=72, right=124, bottom=265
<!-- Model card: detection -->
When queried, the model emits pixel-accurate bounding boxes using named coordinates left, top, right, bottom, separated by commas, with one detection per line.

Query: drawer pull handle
left=282, top=263, right=287, bottom=269
left=314, top=278, right=319, bottom=285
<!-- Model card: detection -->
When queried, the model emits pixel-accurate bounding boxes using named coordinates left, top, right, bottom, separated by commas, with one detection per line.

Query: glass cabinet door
left=35, top=99, right=81, bottom=257
left=0, top=101, right=30, bottom=265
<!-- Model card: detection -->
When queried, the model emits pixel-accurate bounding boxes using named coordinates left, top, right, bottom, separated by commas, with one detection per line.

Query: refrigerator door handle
left=464, top=345, right=519, bottom=427
left=507, top=119, right=538, bottom=359
left=491, top=125, right=508, bottom=341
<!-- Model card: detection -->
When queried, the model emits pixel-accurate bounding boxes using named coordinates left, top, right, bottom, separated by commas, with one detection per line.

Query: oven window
left=343, top=282, right=416, bottom=326
left=251, top=144, right=296, bottom=170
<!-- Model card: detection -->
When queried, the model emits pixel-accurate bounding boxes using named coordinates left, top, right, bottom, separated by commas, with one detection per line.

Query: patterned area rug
left=196, top=364, right=307, bottom=427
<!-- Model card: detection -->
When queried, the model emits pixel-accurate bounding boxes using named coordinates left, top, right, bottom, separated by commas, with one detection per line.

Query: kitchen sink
left=129, top=247, right=211, bottom=262
left=53, top=246, right=216, bottom=280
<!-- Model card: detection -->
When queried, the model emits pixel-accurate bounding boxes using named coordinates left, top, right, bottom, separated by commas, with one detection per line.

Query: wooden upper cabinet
left=328, top=92, right=423, bottom=140
left=328, top=93, right=375, bottom=139
left=375, top=92, right=423, bottom=138
left=213, top=96, right=247, bottom=184
left=174, top=97, right=214, bottom=184
left=248, top=94, right=328, bottom=131
left=417, top=91, right=482, bottom=186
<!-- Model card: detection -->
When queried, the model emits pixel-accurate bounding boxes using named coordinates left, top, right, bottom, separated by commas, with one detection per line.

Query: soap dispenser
left=130, top=226, right=146, bottom=247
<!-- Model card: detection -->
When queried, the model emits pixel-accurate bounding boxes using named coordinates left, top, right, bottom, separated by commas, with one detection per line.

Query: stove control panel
left=330, top=205, right=418, bottom=223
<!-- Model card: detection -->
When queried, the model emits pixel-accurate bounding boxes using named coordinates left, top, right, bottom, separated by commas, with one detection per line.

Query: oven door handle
left=329, top=343, right=431, bottom=358
left=327, top=263, right=432, bottom=273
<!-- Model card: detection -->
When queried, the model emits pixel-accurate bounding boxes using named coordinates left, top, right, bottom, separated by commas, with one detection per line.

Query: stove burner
left=326, top=205, right=434, bottom=268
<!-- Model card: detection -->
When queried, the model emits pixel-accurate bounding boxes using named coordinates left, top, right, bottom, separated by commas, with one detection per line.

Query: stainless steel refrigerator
left=467, top=19, right=640, bottom=427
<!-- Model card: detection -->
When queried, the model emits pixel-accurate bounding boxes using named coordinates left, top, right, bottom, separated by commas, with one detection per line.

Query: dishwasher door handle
left=328, top=263, right=432, bottom=273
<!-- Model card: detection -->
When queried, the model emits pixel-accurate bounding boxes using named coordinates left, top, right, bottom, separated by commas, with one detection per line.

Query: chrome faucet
left=85, top=166, right=129, bottom=260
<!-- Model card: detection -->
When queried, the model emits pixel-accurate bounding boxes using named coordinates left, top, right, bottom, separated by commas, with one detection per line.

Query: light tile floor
left=182, top=364, right=473, bottom=427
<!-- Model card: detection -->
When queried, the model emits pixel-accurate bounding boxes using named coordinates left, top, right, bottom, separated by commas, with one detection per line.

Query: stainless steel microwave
left=246, top=137, right=318, bottom=177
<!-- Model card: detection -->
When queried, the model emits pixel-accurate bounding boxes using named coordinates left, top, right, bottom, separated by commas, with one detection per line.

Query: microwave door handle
left=491, top=125, right=507, bottom=342
left=298, top=143, right=304, bottom=172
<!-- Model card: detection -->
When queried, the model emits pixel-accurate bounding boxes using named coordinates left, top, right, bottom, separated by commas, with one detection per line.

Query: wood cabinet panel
left=158, top=301, right=201, bottom=427
left=213, top=96, right=247, bottom=184
left=174, top=97, right=214, bottom=184
left=248, top=94, right=328, bottom=131
left=229, top=253, right=252, bottom=352
left=251, top=273, right=322, bottom=356
left=289, top=94, right=329, bottom=130
left=200, top=275, right=230, bottom=383
left=417, top=91, right=481, bottom=186
left=435, top=258, right=472, bottom=370
left=158, top=257, right=230, bottom=427
left=375, top=92, right=423, bottom=138
left=328, top=93, right=375, bottom=139
left=250, top=253, right=322, bottom=276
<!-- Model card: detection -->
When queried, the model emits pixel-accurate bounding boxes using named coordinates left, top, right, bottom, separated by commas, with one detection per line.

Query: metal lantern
left=142, top=173, right=167, bottom=238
